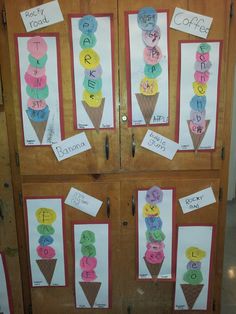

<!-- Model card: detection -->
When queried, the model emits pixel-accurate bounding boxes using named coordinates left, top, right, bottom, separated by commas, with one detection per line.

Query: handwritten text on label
left=179, top=187, right=216, bottom=214
left=170, top=7, right=213, bottom=39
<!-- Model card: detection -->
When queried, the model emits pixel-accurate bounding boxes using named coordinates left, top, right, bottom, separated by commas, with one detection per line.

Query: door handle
left=105, top=135, right=109, bottom=160
left=132, top=195, right=135, bottom=216
left=106, top=197, right=110, bottom=218
left=131, top=134, right=136, bottom=157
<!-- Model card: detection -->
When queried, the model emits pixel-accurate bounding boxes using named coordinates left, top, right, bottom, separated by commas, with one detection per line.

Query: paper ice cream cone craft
left=79, top=15, right=104, bottom=132
left=24, top=36, right=50, bottom=144
left=35, top=207, right=57, bottom=285
left=181, top=246, right=206, bottom=310
left=79, top=230, right=101, bottom=308
left=136, top=8, right=162, bottom=125
left=143, top=186, right=165, bottom=280
left=188, top=43, right=212, bottom=151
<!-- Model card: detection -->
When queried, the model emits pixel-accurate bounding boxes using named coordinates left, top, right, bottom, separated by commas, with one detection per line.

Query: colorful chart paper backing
left=25, top=197, right=66, bottom=287
left=73, top=222, right=110, bottom=309
left=174, top=225, right=214, bottom=311
left=15, top=34, right=63, bottom=146
left=137, top=188, right=175, bottom=280
left=69, top=14, right=115, bottom=130
left=125, top=10, right=169, bottom=127
left=0, top=253, right=13, bottom=314
left=177, top=41, right=222, bottom=151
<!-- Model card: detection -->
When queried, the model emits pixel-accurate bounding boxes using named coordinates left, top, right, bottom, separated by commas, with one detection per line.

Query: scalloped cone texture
left=79, top=282, right=102, bottom=308
left=82, top=98, right=105, bottom=132
left=135, top=93, right=159, bottom=124
left=36, top=259, right=57, bottom=285
left=181, top=284, right=204, bottom=310
left=143, top=256, right=164, bottom=280
left=187, top=120, right=210, bottom=151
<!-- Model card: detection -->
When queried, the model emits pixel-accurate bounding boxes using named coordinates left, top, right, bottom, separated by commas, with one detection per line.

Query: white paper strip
left=0, top=254, right=11, bottom=314
left=74, top=223, right=110, bottom=308
left=52, top=132, right=91, bottom=161
left=65, top=187, right=103, bottom=217
left=179, top=187, right=216, bottom=214
left=174, top=226, right=213, bottom=310
left=170, top=7, right=213, bottom=39
left=20, top=0, right=64, bottom=32
left=141, top=129, right=179, bottom=160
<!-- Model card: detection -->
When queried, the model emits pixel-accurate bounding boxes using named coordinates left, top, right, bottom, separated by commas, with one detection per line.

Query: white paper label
left=20, top=0, right=64, bottom=32
left=179, top=187, right=216, bottom=214
left=170, top=7, right=213, bottom=39
left=65, top=187, right=103, bottom=217
left=52, top=132, right=91, bottom=161
left=141, top=129, right=179, bottom=160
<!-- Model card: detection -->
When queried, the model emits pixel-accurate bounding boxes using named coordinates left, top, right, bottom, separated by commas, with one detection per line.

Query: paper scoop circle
left=79, top=15, right=98, bottom=34
left=80, top=256, right=97, bottom=271
left=27, top=36, right=48, bottom=59
left=146, top=186, right=163, bottom=204
left=137, top=7, right=157, bottom=31
left=145, top=248, right=164, bottom=264
left=80, top=230, right=95, bottom=246
left=185, top=247, right=206, bottom=261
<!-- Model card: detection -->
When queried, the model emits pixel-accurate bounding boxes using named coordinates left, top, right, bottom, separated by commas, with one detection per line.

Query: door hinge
left=219, top=187, right=223, bottom=202
left=2, top=7, right=7, bottom=27
left=28, top=303, right=32, bottom=314
left=18, top=192, right=23, bottom=208
left=221, top=146, right=225, bottom=160
left=230, top=1, right=234, bottom=18
left=212, top=298, right=216, bottom=311
left=15, top=151, right=20, bottom=167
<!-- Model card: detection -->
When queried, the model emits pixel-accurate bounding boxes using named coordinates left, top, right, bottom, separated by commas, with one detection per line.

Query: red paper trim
left=173, top=224, right=216, bottom=312
left=0, top=252, right=14, bottom=314
left=125, top=10, right=170, bottom=128
left=14, top=33, right=65, bottom=147
left=72, top=221, right=112, bottom=309
left=68, top=13, right=116, bottom=131
left=24, top=196, right=68, bottom=288
left=176, top=40, right=223, bottom=152
left=136, top=187, right=176, bottom=282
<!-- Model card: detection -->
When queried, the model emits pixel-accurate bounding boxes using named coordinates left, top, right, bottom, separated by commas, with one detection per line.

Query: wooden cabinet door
left=22, top=181, right=121, bottom=314
left=120, top=177, right=219, bottom=313
left=5, top=0, right=120, bottom=175
left=119, top=0, right=230, bottom=171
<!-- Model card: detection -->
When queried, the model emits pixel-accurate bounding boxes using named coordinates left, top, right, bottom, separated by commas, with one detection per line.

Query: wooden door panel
left=5, top=0, right=120, bottom=175
left=22, top=181, right=121, bottom=314
left=120, top=0, right=229, bottom=171
left=120, top=177, right=219, bottom=313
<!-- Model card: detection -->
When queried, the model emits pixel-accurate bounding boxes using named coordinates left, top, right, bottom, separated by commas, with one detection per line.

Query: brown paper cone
left=181, top=284, right=204, bottom=309
left=82, top=98, right=105, bottom=132
left=135, top=93, right=159, bottom=125
left=187, top=120, right=210, bottom=151
left=36, top=259, right=57, bottom=285
left=28, top=118, right=49, bottom=144
left=79, top=281, right=101, bottom=308
left=143, top=257, right=164, bottom=280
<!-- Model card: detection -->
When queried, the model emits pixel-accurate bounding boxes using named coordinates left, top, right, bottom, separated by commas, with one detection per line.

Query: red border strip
left=176, top=40, right=223, bottom=152
left=68, top=14, right=116, bottom=131
left=14, top=33, right=65, bottom=147
left=0, top=252, right=14, bottom=314
left=136, top=187, right=176, bottom=282
left=72, top=221, right=112, bottom=309
left=173, top=224, right=216, bottom=312
left=24, top=196, right=68, bottom=288
left=125, top=10, right=170, bottom=128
